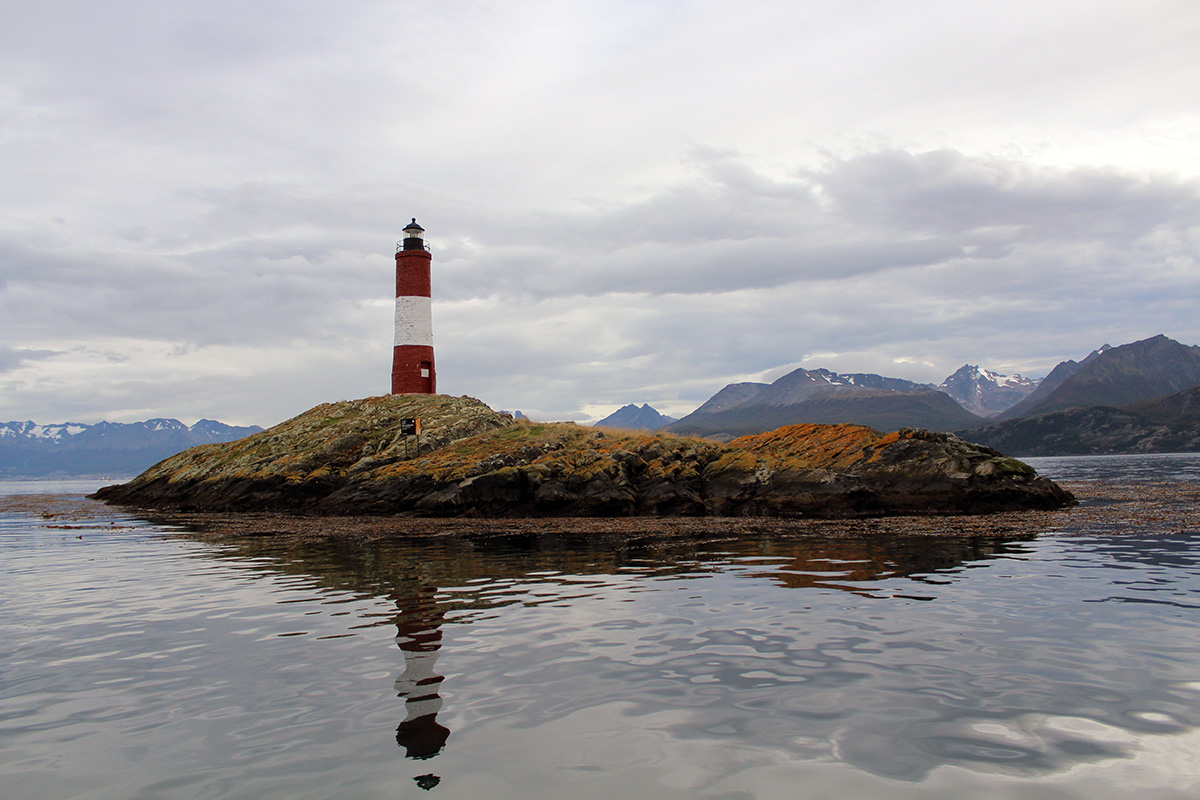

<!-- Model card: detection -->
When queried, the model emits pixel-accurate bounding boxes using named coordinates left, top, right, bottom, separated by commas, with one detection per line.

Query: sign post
left=399, top=418, right=422, bottom=458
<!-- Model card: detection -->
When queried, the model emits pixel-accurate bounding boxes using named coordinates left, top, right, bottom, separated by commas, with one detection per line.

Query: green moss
left=991, top=457, right=1036, bottom=477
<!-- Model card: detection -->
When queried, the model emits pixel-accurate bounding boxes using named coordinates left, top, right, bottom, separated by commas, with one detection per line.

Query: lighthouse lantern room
left=391, top=218, right=436, bottom=394
left=401, top=218, right=427, bottom=250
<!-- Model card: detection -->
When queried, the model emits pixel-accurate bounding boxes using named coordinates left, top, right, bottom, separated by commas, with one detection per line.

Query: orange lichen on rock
left=728, top=423, right=883, bottom=472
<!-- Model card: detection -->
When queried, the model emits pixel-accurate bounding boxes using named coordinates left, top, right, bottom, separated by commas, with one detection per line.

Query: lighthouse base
left=392, top=345, right=436, bottom=394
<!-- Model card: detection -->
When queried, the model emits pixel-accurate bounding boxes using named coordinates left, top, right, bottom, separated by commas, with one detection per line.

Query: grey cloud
left=0, top=346, right=59, bottom=374
left=814, top=150, right=1200, bottom=242
left=0, top=231, right=388, bottom=348
left=435, top=150, right=1200, bottom=305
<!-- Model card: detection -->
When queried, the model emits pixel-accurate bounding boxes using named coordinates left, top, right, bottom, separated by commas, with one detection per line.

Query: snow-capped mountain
left=937, top=365, right=1039, bottom=417
left=1, top=421, right=93, bottom=441
left=0, top=418, right=263, bottom=477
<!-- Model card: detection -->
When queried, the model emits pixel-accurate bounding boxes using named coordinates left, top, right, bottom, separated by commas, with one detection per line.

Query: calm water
left=1023, top=452, right=1200, bottom=483
left=3, top=455, right=1200, bottom=799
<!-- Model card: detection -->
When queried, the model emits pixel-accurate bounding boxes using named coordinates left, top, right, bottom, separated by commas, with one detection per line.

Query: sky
left=3, top=0, right=1199, bottom=427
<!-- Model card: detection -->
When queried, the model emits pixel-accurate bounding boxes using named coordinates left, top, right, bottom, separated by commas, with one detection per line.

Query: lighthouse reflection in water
left=393, top=586, right=449, bottom=760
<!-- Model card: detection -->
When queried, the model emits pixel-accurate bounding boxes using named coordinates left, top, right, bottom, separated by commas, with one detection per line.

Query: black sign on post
left=399, top=418, right=422, bottom=457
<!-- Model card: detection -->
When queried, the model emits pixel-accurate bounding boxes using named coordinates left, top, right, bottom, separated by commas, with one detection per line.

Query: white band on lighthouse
left=394, top=296, right=433, bottom=347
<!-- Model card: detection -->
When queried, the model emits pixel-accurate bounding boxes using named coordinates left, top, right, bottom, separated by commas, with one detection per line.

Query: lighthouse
left=391, top=218, right=436, bottom=394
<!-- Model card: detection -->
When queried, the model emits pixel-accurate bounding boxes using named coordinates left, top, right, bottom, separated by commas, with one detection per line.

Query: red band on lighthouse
left=391, top=219, right=436, bottom=394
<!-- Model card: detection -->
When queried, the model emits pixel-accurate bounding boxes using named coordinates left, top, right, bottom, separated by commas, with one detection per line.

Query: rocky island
left=93, top=394, right=1074, bottom=518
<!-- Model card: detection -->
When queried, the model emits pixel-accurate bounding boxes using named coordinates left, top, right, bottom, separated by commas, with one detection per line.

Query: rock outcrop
left=93, top=394, right=1074, bottom=518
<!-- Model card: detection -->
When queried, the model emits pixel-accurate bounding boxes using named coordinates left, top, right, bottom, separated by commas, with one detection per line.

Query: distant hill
left=0, top=418, right=263, bottom=478
left=669, top=368, right=983, bottom=440
left=995, top=336, right=1200, bottom=421
left=692, top=382, right=771, bottom=414
left=937, top=365, right=1038, bottom=417
left=963, top=384, right=1200, bottom=456
left=751, top=368, right=930, bottom=405
left=1126, top=383, right=1200, bottom=426
left=595, top=404, right=677, bottom=431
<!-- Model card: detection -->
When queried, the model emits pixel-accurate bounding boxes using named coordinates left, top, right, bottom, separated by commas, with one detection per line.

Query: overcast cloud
left=3, top=0, right=1199, bottom=425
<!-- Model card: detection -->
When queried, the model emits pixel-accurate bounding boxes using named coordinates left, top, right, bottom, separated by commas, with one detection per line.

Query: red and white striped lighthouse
left=391, top=218, right=436, bottom=394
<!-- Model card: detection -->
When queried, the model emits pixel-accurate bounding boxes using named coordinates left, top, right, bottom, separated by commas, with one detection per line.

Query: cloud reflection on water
left=181, top=523, right=1061, bottom=775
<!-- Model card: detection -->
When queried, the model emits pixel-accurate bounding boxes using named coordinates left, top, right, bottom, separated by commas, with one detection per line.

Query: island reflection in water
left=177, top=519, right=1132, bottom=777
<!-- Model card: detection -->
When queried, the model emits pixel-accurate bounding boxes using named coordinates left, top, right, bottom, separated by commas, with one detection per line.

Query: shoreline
left=3, top=480, right=1196, bottom=545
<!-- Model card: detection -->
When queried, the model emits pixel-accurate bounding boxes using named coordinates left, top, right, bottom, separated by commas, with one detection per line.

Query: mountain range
left=595, top=404, right=677, bottom=431
left=995, top=336, right=1200, bottom=420
left=963, top=335, right=1200, bottom=454
left=0, top=418, right=263, bottom=478
left=625, top=335, right=1200, bottom=454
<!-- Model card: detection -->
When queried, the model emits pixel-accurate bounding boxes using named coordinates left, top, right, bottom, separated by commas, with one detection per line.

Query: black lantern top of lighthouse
left=399, top=218, right=429, bottom=252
